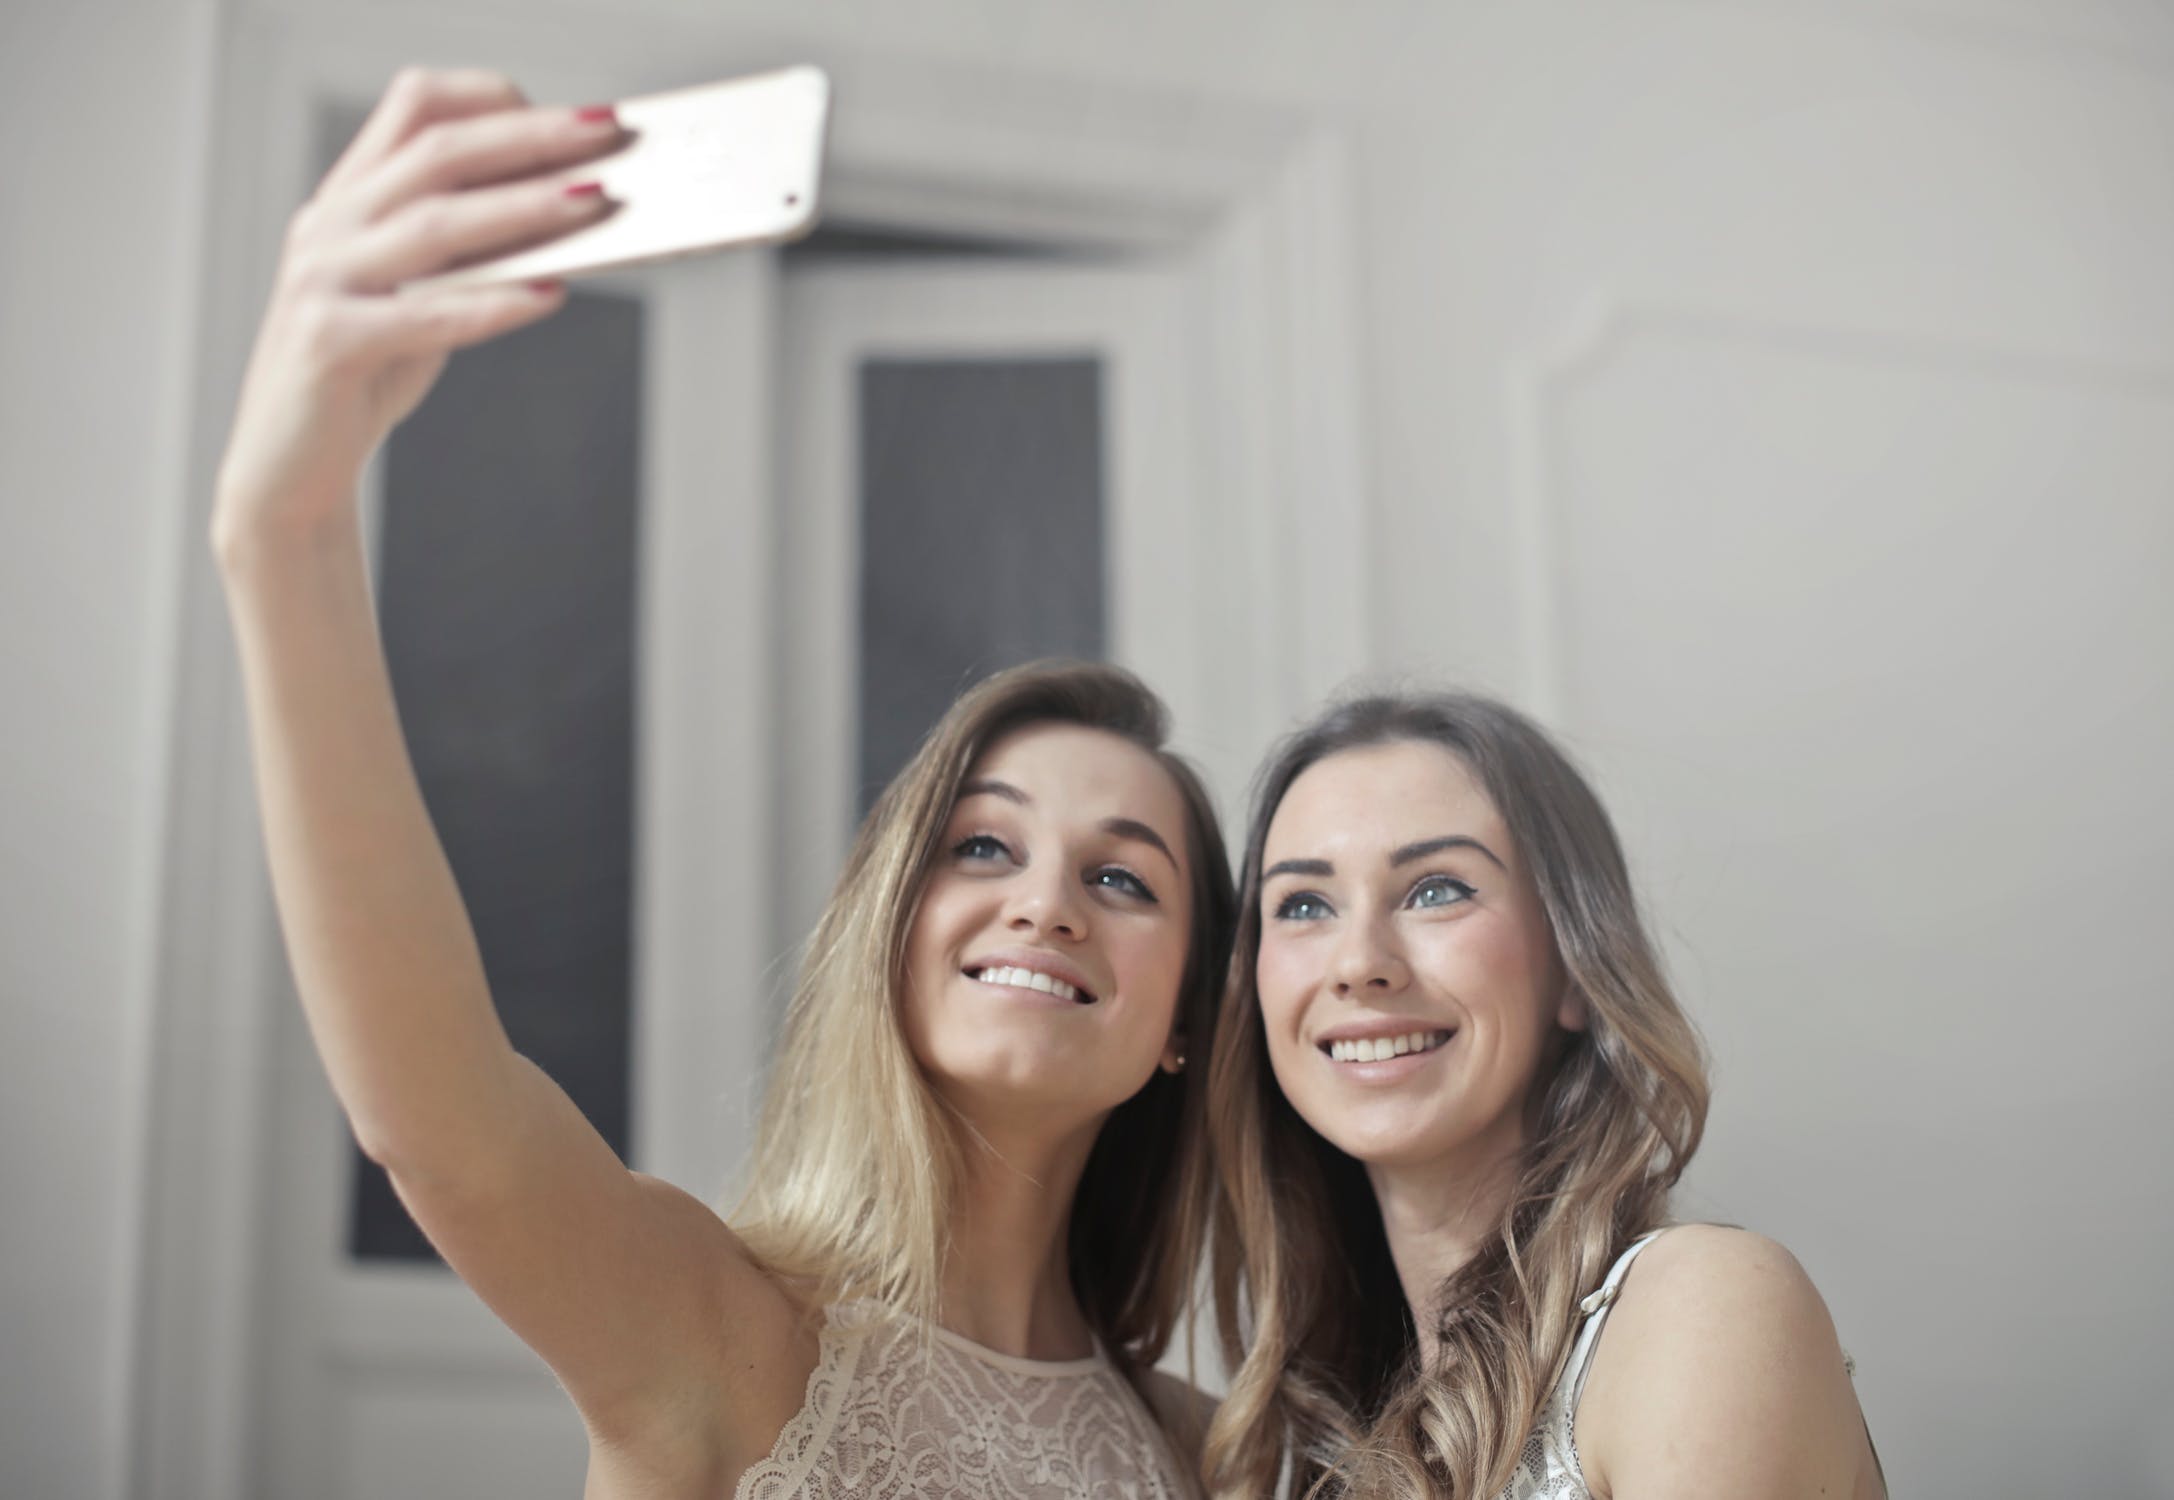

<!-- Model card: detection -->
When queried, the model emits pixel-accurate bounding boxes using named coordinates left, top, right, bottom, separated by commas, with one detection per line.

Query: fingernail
left=574, top=104, right=618, bottom=126
left=563, top=180, right=607, bottom=199
left=528, top=279, right=564, bottom=295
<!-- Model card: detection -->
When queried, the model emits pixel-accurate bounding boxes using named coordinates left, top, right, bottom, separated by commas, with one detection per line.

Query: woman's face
left=1254, top=740, right=1583, bottom=1173
left=902, top=722, right=1193, bottom=1129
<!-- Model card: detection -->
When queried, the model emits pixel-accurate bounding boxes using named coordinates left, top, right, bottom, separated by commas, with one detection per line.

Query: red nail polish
left=564, top=180, right=606, bottom=198
left=574, top=104, right=618, bottom=126
left=528, top=279, right=564, bottom=295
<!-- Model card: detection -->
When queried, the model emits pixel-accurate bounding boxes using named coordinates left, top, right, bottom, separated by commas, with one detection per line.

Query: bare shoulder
left=1576, top=1225, right=1881, bottom=1500
left=1136, top=1366, right=1219, bottom=1472
left=1611, top=1223, right=1834, bottom=1343
left=579, top=1175, right=817, bottom=1459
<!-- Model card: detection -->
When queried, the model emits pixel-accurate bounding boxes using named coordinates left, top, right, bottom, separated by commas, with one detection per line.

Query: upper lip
left=1313, top=1015, right=1455, bottom=1048
left=964, top=948, right=1100, bottom=1002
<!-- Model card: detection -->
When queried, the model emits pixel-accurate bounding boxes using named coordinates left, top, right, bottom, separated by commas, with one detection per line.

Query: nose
left=1330, top=913, right=1409, bottom=997
left=1004, top=863, right=1087, bottom=942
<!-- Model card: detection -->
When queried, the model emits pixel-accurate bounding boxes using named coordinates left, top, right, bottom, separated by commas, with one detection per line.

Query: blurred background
left=5, top=0, right=2171, bottom=1496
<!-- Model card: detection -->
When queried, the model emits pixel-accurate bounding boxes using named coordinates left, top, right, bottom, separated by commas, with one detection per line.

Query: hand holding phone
left=406, top=65, right=830, bottom=293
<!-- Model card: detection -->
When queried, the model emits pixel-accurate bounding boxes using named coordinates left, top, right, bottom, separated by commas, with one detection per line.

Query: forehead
left=963, top=721, right=1189, bottom=832
left=1265, top=740, right=1508, bottom=862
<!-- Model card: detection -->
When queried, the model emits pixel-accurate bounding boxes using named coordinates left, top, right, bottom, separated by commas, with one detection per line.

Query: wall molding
left=1505, top=292, right=2174, bottom=723
left=1655, top=0, right=2174, bottom=78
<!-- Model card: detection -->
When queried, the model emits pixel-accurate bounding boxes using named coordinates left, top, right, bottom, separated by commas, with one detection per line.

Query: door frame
left=132, top=6, right=1368, bottom=1496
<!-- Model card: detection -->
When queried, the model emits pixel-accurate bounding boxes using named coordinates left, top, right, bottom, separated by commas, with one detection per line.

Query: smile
left=966, top=964, right=1095, bottom=1005
left=1320, top=1029, right=1452, bottom=1064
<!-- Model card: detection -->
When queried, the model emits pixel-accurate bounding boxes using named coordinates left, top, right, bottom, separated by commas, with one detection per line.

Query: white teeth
left=1327, top=1030, right=1450, bottom=1064
left=974, top=966, right=1080, bottom=1002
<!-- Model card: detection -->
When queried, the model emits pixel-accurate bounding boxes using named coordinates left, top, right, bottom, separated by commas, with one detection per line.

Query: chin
left=1298, top=1100, right=1452, bottom=1170
left=928, top=1042, right=1142, bottom=1119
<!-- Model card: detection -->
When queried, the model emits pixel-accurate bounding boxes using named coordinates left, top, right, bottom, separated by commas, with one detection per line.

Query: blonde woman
left=1204, top=694, right=1883, bottom=1499
left=215, top=67, right=1233, bottom=1497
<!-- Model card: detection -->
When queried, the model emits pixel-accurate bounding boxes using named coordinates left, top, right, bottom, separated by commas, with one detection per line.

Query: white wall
left=0, top=2, right=217, bottom=1497
left=7, top=0, right=2170, bottom=1496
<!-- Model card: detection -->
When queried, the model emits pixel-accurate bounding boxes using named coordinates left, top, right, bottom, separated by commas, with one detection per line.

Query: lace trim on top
left=735, top=1301, right=1195, bottom=1500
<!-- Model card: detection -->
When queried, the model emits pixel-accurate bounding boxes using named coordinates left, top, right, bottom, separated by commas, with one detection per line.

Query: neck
left=1366, top=1128, right=1525, bottom=1358
left=937, top=1109, right=1103, bottom=1360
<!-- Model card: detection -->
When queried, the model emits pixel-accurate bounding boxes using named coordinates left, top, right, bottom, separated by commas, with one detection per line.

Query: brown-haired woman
left=1204, top=693, right=1883, bottom=1499
left=214, top=68, right=1233, bottom=1497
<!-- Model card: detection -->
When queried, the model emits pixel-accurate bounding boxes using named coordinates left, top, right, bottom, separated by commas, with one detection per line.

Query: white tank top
left=734, top=1300, right=1197, bottom=1499
left=1503, top=1228, right=1865, bottom=1500
left=1498, top=1230, right=1667, bottom=1500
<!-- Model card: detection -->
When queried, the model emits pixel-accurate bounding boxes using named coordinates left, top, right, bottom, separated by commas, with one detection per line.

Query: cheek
left=1253, top=936, right=1315, bottom=1048
left=1417, top=914, right=1550, bottom=1047
left=899, top=883, right=961, bottom=1006
left=1114, top=919, right=1189, bottom=1015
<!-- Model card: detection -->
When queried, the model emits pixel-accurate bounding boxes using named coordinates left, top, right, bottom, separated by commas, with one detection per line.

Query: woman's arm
left=1572, top=1225, right=1884, bottom=1500
left=214, top=66, right=795, bottom=1459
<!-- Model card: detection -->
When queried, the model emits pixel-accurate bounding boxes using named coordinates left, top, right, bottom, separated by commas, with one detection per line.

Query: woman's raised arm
left=212, top=67, right=793, bottom=1464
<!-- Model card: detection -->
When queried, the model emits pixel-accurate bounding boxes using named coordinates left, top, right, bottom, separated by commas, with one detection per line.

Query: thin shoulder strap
left=1561, top=1229, right=1669, bottom=1413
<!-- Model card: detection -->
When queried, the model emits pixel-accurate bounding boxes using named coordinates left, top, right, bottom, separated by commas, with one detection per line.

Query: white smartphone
left=408, top=65, right=830, bottom=293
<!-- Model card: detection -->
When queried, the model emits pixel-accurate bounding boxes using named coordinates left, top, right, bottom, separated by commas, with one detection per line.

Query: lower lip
left=969, top=974, right=1088, bottom=1008
left=1320, top=1037, right=1453, bottom=1082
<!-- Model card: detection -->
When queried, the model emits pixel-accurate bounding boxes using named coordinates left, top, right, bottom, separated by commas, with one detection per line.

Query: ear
left=1159, top=1029, right=1188, bottom=1076
left=1555, top=980, right=1590, bottom=1034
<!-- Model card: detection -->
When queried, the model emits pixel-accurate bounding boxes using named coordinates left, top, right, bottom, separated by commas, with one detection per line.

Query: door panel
left=777, top=260, right=1210, bottom=952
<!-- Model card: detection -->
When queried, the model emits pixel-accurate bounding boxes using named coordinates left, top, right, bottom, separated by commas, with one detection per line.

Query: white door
left=774, top=257, right=1232, bottom=952
left=245, top=252, right=1243, bottom=1498
left=154, top=21, right=1361, bottom=1500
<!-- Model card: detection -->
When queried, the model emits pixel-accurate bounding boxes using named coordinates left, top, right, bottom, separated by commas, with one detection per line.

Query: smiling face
left=901, top=721, right=1194, bottom=1131
left=1255, top=739, right=1584, bottom=1173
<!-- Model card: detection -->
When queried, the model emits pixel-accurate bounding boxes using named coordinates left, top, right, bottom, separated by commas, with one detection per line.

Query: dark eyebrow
left=1261, top=837, right=1506, bottom=884
left=1391, top=835, right=1507, bottom=872
left=1102, top=816, right=1180, bottom=873
left=1261, top=857, right=1333, bottom=883
left=957, top=781, right=1180, bottom=872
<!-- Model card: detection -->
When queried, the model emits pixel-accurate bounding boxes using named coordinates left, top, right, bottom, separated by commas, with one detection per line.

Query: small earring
left=1174, top=1053, right=1188, bottom=1072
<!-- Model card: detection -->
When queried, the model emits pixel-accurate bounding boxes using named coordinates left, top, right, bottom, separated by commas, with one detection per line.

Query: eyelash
left=1270, top=873, right=1476, bottom=921
left=952, top=833, right=1012, bottom=863
left=948, top=833, right=1159, bottom=904
left=1094, top=866, right=1157, bottom=902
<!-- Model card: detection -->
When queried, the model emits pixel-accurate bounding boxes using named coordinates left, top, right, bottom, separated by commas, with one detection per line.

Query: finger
left=320, top=67, right=528, bottom=195
left=342, top=280, right=570, bottom=365
left=334, top=176, right=617, bottom=292
left=347, top=103, right=625, bottom=226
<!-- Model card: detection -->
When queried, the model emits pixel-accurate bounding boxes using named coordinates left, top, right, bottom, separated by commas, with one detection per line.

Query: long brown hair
left=733, top=660, right=1235, bottom=1372
left=1204, top=692, right=1709, bottom=1496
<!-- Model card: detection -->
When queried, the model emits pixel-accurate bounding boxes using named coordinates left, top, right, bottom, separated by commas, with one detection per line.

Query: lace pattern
left=735, top=1301, right=1195, bottom=1499
left=1497, top=1371, right=1591, bottom=1500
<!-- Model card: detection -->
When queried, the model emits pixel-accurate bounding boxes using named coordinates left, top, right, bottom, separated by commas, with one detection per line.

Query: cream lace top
left=734, top=1301, right=1197, bottom=1499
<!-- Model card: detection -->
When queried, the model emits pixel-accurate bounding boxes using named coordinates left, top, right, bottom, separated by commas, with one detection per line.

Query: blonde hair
left=1203, top=693, right=1709, bottom=1498
left=733, top=660, right=1235, bottom=1372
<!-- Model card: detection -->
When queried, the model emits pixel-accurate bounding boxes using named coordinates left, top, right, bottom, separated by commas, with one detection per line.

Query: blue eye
left=1407, top=875, right=1474, bottom=911
left=952, top=833, right=1012, bottom=863
left=1092, top=866, right=1157, bottom=903
left=1273, top=891, right=1333, bottom=922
